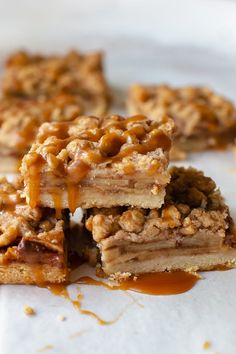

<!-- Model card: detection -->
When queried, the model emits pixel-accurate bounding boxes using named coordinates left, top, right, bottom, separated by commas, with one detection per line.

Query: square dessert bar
left=85, top=167, right=236, bottom=275
left=0, top=94, right=83, bottom=173
left=2, top=50, right=110, bottom=115
left=21, top=114, right=174, bottom=211
left=128, top=85, right=236, bottom=159
left=0, top=178, right=68, bottom=284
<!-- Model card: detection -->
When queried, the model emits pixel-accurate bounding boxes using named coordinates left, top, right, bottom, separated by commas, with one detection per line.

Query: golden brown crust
left=128, top=84, right=236, bottom=158
left=2, top=50, right=110, bottom=115
left=0, top=263, right=67, bottom=284
left=20, top=114, right=174, bottom=210
left=85, top=167, right=236, bottom=275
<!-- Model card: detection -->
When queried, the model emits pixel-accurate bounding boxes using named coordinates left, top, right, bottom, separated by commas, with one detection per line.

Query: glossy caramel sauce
left=77, top=272, right=199, bottom=296
left=67, top=183, right=79, bottom=213
left=31, top=265, right=47, bottom=285
left=28, top=154, right=45, bottom=208
left=47, top=284, right=117, bottom=325
left=26, top=115, right=172, bottom=210
left=52, top=191, right=62, bottom=219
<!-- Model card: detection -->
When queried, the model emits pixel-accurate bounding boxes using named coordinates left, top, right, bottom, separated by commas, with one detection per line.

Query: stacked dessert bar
left=19, top=113, right=236, bottom=279
left=1, top=50, right=236, bottom=284
left=0, top=50, right=110, bottom=172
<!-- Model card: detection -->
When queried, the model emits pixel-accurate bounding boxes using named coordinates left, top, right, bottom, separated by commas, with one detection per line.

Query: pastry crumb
left=109, top=272, right=132, bottom=282
left=57, top=314, right=66, bottom=321
left=23, top=305, right=35, bottom=316
left=203, top=341, right=211, bottom=350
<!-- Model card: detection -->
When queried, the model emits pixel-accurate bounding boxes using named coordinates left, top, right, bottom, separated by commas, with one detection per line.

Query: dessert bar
left=85, top=167, right=236, bottom=275
left=2, top=50, right=110, bottom=115
left=0, top=94, right=83, bottom=172
left=128, top=85, right=236, bottom=159
left=21, top=114, right=174, bottom=211
left=0, top=178, right=68, bottom=284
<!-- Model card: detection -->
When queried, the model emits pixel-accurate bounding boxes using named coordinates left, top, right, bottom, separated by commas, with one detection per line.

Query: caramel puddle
left=76, top=271, right=199, bottom=296
left=38, top=271, right=199, bottom=327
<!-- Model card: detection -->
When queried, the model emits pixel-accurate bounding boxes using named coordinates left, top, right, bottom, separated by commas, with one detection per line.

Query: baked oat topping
left=128, top=85, right=236, bottom=136
left=2, top=50, right=110, bottom=115
left=21, top=114, right=174, bottom=177
left=128, top=85, right=236, bottom=159
left=0, top=94, right=83, bottom=156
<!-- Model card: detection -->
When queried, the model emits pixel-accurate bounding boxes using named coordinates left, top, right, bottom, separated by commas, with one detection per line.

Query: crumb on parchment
left=57, top=314, right=66, bottom=321
left=23, top=305, right=35, bottom=316
left=203, top=341, right=211, bottom=349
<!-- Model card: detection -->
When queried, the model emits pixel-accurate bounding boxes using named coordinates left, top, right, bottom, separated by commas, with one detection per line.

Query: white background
left=1, top=1, right=236, bottom=353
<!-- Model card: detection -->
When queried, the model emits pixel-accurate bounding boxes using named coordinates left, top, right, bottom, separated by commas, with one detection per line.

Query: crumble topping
left=2, top=50, right=110, bottom=115
left=21, top=114, right=174, bottom=179
left=0, top=94, right=83, bottom=155
left=128, top=84, right=236, bottom=137
left=85, top=167, right=231, bottom=243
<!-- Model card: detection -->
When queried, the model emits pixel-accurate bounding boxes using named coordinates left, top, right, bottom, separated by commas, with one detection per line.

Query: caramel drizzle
left=28, top=154, right=45, bottom=208
left=67, top=183, right=78, bottom=214
left=47, top=284, right=117, bottom=325
left=52, top=191, right=62, bottom=219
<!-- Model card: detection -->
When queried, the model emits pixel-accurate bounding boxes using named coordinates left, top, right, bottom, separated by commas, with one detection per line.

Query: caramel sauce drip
left=27, top=264, right=46, bottom=285
left=47, top=284, right=116, bottom=325
left=67, top=183, right=78, bottom=213
left=28, top=154, right=45, bottom=208
left=77, top=271, right=199, bottom=296
left=52, top=191, right=62, bottom=219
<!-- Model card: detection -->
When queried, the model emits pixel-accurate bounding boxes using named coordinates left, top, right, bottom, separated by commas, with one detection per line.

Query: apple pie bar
left=0, top=94, right=83, bottom=172
left=2, top=50, right=110, bottom=115
left=85, top=167, right=236, bottom=275
left=20, top=114, right=174, bottom=211
left=0, top=177, right=68, bottom=284
left=128, top=84, right=236, bottom=159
